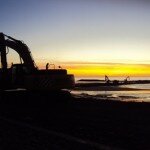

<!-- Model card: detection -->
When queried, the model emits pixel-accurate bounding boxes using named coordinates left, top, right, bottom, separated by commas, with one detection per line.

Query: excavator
left=0, top=33, right=75, bottom=90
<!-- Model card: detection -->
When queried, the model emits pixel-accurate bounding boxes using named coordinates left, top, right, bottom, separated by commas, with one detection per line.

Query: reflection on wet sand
left=71, top=86, right=150, bottom=102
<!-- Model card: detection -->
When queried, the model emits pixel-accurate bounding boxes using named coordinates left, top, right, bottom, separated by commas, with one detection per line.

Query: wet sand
left=74, top=85, right=150, bottom=91
left=0, top=90, right=150, bottom=150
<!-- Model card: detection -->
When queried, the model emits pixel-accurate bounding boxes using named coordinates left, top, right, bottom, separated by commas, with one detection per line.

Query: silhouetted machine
left=0, top=33, right=75, bottom=90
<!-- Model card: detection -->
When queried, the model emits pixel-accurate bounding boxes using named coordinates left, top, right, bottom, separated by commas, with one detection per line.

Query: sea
left=71, top=76, right=150, bottom=102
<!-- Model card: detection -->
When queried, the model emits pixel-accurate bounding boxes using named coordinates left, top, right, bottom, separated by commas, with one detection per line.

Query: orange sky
left=67, top=64, right=150, bottom=77
left=36, top=62, right=150, bottom=77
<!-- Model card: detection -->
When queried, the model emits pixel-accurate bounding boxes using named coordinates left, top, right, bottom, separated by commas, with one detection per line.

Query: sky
left=1, top=0, right=150, bottom=77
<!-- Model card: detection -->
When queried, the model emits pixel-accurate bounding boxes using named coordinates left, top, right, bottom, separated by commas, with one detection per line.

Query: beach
left=0, top=90, right=150, bottom=150
left=1, top=0, right=150, bottom=149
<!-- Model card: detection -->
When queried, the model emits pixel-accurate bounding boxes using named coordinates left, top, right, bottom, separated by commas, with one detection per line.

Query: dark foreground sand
left=0, top=90, right=150, bottom=150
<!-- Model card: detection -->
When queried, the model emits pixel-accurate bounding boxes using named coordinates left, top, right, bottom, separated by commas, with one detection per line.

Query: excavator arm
left=0, top=33, right=36, bottom=70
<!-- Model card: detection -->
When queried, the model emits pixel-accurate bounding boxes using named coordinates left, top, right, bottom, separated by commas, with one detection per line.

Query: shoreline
left=73, top=86, right=150, bottom=91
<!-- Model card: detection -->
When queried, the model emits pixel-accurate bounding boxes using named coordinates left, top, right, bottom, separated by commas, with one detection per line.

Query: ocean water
left=71, top=76, right=150, bottom=102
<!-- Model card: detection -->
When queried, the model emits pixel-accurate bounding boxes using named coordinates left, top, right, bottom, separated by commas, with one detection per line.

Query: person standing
left=46, top=63, right=49, bottom=70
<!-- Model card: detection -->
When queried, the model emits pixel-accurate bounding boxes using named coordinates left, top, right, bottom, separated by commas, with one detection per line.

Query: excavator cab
left=11, top=64, right=33, bottom=87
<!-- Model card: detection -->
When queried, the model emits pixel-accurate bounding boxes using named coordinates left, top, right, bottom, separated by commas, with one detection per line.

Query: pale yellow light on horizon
left=67, top=64, right=150, bottom=77
left=36, top=62, right=150, bottom=77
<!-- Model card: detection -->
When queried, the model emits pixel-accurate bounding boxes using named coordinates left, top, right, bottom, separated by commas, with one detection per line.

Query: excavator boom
left=0, top=33, right=36, bottom=70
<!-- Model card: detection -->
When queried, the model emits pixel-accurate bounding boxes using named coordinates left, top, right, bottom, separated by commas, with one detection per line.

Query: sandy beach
left=0, top=90, right=150, bottom=150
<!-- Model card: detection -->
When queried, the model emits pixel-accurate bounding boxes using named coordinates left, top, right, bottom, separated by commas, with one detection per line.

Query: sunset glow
left=65, top=63, right=150, bottom=77
left=35, top=62, right=150, bottom=77
left=1, top=0, right=150, bottom=77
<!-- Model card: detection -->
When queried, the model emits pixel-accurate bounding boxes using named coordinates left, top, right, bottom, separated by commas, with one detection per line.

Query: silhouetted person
left=105, top=75, right=110, bottom=84
left=46, top=63, right=49, bottom=70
